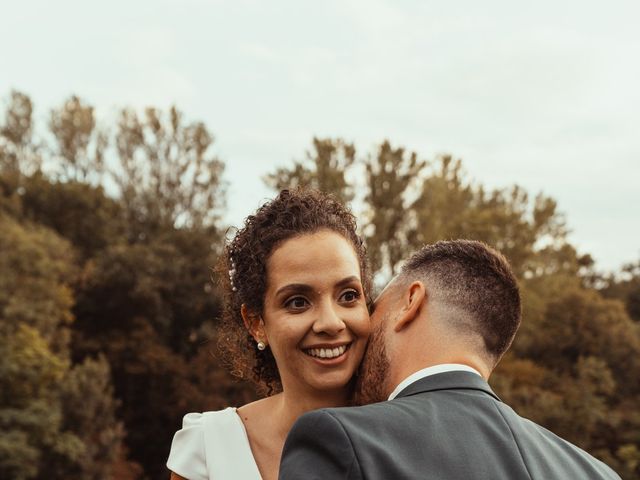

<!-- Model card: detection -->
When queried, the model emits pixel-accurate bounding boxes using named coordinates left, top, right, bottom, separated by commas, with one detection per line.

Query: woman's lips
left=303, top=343, right=352, bottom=364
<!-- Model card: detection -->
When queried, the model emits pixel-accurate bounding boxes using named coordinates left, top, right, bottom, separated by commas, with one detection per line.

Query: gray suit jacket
left=279, top=371, right=620, bottom=479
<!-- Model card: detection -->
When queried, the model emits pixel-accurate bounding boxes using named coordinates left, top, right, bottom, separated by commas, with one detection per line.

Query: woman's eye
left=285, top=297, right=309, bottom=310
left=340, top=289, right=360, bottom=303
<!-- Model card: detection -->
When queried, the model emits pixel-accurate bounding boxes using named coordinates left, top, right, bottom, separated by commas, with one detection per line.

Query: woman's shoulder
left=166, top=407, right=242, bottom=480
left=181, top=407, right=239, bottom=428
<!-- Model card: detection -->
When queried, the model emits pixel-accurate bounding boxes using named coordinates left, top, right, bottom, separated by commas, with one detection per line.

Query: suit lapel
left=394, top=371, right=502, bottom=402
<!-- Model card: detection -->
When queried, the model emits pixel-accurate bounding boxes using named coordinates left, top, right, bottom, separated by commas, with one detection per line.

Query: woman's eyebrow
left=334, top=276, right=361, bottom=288
left=275, top=276, right=360, bottom=297
left=275, top=283, right=314, bottom=297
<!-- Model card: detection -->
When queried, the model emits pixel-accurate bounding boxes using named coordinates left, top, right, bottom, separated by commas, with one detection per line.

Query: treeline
left=0, top=91, right=638, bottom=479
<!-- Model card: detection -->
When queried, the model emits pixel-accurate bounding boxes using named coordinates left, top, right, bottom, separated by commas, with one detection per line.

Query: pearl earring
left=257, top=341, right=266, bottom=351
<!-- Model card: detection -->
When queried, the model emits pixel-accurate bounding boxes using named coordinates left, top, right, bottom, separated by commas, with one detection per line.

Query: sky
left=2, top=0, right=639, bottom=271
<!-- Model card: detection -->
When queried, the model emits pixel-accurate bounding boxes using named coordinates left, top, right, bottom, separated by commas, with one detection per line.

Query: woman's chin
left=303, top=370, right=358, bottom=396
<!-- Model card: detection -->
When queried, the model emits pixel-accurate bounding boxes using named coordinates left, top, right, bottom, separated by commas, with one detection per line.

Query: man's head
left=355, top=240, right=521, bottom=404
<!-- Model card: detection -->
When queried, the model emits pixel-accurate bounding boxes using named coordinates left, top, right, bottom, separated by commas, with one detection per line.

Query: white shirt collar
left=388, top=364, right=482, bottom=400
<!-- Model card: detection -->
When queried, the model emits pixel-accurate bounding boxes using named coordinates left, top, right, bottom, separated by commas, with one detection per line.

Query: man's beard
left=353, top=317, right=391, bottom=406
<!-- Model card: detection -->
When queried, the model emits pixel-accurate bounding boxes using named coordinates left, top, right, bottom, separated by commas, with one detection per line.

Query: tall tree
left=71, top=229, right=231, bottom=478
left=112, top=106, right=225, bottom=239
left=0, top=90, right=40, bottom=177
left=408, top=155, right=572, bottom=277
left=363, top=140, right=426, bottom=276
left=49, top=95, right=107, bottom=184
left=18, top=173, right=124, bottom=260
left=265, top=137, right=356, bottom=204
left=59, top=355, right=128, bottom=480
left=493, top=287, right=640, bottom=478
left=600, top=259, right=640, bottom=323
left=0, top=214, right=125, bottom=479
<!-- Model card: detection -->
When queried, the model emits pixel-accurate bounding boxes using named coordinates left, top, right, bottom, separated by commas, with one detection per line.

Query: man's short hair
left=400, top=239, right=521, bottom=361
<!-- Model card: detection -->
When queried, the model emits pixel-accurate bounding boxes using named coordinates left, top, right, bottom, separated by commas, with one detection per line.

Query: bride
left=167, top=189, right=371, bottom=480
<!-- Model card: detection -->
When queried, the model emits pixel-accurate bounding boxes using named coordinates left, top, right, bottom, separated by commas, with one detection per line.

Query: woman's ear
left=241, top=304, right=266, bottom=344
left=393, top=281, right=426, bottom=333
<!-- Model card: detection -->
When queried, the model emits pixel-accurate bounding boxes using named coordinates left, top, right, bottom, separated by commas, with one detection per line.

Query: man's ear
left=393, top=281, right=426, bottom=333
left=241, top=304, right=266, bottom=343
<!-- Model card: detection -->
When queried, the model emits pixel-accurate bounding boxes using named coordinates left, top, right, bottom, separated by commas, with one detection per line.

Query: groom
left=279, top=240, right=620, bottom=479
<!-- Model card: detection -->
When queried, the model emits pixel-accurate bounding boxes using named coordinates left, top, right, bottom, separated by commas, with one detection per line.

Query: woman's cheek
left=350, top=306, right=372, bottom=338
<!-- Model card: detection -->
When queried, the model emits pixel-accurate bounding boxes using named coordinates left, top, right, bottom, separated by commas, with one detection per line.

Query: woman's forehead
left=266, top=231, right=360, bottom=288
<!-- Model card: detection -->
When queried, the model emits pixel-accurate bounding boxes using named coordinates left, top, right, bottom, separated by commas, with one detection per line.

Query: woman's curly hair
left=217, top=188, right=370, bottom=395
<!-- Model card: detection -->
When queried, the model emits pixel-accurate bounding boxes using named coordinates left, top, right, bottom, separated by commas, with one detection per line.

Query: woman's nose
left=312, top=301, right=346, bottom=335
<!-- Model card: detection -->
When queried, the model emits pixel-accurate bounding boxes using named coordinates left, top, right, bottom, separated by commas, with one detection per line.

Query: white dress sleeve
left=167, top=408, right=262, bottom=480
left=167, top=412, right=209, bottom=480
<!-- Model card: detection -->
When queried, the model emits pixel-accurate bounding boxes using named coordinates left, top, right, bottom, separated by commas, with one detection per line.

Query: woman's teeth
left=305, top=344, right=348, bottom=359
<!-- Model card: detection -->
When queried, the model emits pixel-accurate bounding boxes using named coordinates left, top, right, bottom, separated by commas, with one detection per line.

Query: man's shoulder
left=300, top=381, right=496, bottom=427
left=296, top=400, right=392, bottom=428
left=494, top=403, right=621, bottom=478
left=291, top=400, right=408, bottom=442
left=294, top=392, right=456, bottom=438
left=288, top=393, right=621, bottom=480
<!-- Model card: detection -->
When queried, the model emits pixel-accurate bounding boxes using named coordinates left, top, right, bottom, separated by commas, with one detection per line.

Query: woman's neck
left=237, top=384, right=352, bottom=480
left=274, top=385, right=351, bottom=436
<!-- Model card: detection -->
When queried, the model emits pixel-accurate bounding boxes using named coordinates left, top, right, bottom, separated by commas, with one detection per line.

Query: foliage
left=363, top=140, right=426, bottom=275
left=1, top=90, right=637, bottom=479
left=264, top=137, right=356, bottom=204
left=59, top=355, right=127, bottom=479
left=0, top=90, right=41, bottom=177
left=0, top=214, right=124, bottom=479
left=600, top=259, right=640, bottom=323
left=49, top=96, right=107, bottom=184
left=112, top=105, right=225, bottom=238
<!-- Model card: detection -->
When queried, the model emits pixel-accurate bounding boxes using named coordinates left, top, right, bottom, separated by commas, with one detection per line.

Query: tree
left=265, top=137, right=356, bottom=204
left=71, top=231, right=230, bottom=478
left=18, top=173, right=124, bottom=260
left=0, top=214, right=125, bottom=479
left=363, top=140, right=426, bottom=276
left=59, top=356, right=127, bottom=479
left=0, top=323, right=82, bottom=480
left=112, top=106, right=225, bottom=239
left=600, top=259, right=640, bottom=323
left=0, top=213, right=75, bottom=347
left=49, top=95, right=107, bottom=184
left=408, top=155, right=572, bottom=277
left=0, top=90, right=40, bottom=177
left=494, top=287, right=640, bottom=477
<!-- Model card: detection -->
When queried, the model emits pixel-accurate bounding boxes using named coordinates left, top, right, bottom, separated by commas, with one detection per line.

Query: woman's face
left=259, top=229, right=370, bottom=396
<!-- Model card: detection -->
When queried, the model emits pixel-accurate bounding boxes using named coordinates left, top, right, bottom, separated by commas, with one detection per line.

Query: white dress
left=167, top=407, right=262, bottom=480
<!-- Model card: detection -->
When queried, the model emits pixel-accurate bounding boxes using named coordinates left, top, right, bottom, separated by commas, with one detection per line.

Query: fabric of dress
left=167, top=407, right=262, bottom=480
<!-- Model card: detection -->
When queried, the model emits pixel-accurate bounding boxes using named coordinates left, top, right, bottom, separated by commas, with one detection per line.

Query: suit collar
left=393, top=371, right=501, bottom=402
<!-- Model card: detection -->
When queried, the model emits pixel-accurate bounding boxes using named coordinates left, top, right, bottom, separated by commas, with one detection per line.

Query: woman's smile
left=303, top=342, right=352, bottom=363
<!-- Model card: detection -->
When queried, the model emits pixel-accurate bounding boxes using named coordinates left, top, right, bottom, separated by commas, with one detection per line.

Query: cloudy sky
left=2, top=0, right=638, bottom=270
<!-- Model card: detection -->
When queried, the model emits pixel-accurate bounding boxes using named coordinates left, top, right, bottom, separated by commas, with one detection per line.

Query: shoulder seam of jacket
left=324, top=410, right=364, bottom=480
left=491, top=401, right=534, bottom=480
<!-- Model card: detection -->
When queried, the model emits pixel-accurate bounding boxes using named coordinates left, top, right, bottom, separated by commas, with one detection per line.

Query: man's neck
left=387, top=363, right=483, bottom=400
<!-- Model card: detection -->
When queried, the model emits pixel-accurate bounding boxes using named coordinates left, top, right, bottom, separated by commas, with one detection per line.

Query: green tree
left=408, top=155, right=572, bottom=277
left=363, top=140, right=426, bottom=276
left=0, top=214, right=125, bottom=479
left=0, top=213, right=75, bottom=347
left=0, top=91, right=41, bottom=217
left=49, top=95, right=107, bottom=184
left=59, top=355, right=126, bottom=479
left=494, top=288, right=640, bottom=477
left=17, top=173, right=124, bottom=260
left=0, top=323, right=82, bottom=480
left=264, top=137, right=356, bottom=203
left=112, top=106, right=225, bottom=239
left=0, top=90, right=40, bottom=177
left=72, top=231, right=231, bottom=478
left=600, top=259, right=640, bottom=323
